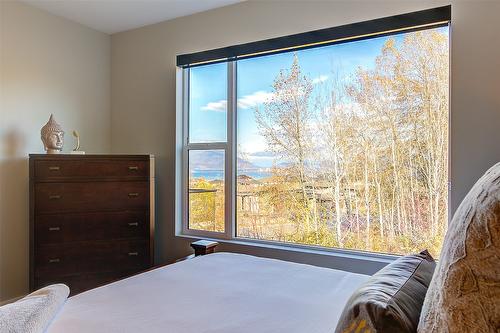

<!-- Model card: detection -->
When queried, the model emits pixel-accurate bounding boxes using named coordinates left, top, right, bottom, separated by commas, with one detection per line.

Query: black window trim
left=176, top=5, right=451, bottom=68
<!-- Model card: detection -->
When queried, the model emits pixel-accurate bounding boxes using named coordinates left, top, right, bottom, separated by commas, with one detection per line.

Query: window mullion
left=181, top=68, right=189, bottom=235
left=186, top=142, right=227, bottom=150
left=225, top=61, right=237, bottom=239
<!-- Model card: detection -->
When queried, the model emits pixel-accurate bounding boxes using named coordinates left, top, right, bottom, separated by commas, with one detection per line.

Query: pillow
left=0, top=284, right=69, bottom=333
left=418, top=162, right=500, bottom=333
left=335, top=250, right=436, bottom=333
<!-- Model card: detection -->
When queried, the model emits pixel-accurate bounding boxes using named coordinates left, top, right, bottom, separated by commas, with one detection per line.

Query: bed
left=8, top=163, right=498, bottom=333
left=46, top=252, right=369, bottom=333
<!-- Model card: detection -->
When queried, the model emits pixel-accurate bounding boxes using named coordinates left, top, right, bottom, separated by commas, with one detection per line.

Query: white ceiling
left=22, top=0, right=245, bottom=34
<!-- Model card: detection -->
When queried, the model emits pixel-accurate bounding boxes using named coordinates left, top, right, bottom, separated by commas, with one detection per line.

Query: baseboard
left=0, top=295, right=23, bottom=306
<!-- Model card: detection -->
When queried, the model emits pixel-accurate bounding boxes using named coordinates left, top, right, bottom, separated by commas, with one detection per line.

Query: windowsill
left=176, top=233, right=398, bottom=273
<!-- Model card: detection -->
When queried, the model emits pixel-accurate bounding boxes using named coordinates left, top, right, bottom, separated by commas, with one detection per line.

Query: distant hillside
left=190, top=150, right=259, bottom=170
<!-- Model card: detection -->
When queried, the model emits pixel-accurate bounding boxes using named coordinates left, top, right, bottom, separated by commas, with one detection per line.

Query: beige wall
left=111, top=0, right=500, bottom=268
left=0, top=1, right=110, bottom=302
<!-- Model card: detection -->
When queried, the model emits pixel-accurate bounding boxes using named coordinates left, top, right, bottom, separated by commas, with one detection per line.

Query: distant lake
left=191, top=170, right=272, bottom=180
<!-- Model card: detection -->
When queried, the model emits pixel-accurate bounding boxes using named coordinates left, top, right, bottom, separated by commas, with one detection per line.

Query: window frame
left=176, top=23, right=451, bottom=258
left=181, top=63, right=236, bottom=239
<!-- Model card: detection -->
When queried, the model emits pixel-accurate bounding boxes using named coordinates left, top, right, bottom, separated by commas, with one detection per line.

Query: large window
left=179, top=10, right=450, bottom=257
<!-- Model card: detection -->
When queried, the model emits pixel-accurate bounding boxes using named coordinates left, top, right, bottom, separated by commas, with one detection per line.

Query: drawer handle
left=48, top=166, right=60, bottom=171
left=48, top=227, right=60, bottom=231
left=49, top=258, right=60, bottom=263
left=128, top=222, right=139, bottom=227
left=128, top=166, right=139, bottom=171
left=128, top=252, right=139, bottom=256
left=49, top=195, right=61, bottom=200
left=128, top=192, right=139, bottom=197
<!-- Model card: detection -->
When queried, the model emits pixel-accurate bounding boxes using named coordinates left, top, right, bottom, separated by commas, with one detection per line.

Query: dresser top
left=29, top=154, right=154, bottom=160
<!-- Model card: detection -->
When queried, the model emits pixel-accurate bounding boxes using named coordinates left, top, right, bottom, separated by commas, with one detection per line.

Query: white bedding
left=47, top=253, right=369, bottom=333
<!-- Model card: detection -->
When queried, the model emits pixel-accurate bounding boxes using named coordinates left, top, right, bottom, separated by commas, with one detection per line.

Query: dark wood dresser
left=29, top=154, right=155, bottom=295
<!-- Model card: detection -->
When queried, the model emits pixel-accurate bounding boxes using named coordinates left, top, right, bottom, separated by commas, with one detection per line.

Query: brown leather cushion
left=335, top=250, right=436, bottom=333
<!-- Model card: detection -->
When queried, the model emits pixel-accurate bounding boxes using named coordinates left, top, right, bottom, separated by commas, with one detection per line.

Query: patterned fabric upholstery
left=418, top=162, right=500, bottom=332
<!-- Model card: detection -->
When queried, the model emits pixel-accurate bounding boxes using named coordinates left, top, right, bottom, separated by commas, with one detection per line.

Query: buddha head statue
left=41, top=114, right=64, bottom=154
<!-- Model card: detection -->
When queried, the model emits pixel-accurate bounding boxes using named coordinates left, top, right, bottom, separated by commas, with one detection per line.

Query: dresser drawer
left=34, top=159, right=149, bottom=181
left=35, top=211, right=149, bottom=245
left=35, top=240, right=149, bottom=278
left=35, top=181, right=149, bottom=213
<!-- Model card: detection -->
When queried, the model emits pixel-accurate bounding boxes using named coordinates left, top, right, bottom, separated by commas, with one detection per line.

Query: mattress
left=47, top=252, right=369, bottom=333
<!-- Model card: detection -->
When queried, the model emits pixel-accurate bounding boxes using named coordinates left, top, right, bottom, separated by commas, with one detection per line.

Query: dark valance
left=176, top=5, right=450, bottom=68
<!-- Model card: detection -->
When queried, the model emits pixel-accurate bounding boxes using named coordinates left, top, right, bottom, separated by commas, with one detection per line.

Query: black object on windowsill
left=191, top=240, right=219, bottom=256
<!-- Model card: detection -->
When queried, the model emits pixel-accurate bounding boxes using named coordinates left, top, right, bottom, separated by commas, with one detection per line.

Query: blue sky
left=188, top=27, right=448, bottom=170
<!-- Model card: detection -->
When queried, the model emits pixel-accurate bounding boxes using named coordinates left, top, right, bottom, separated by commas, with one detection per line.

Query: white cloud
left=201, top=91, right=274, bottom=112
left=237, top=91, right=274, bottom=109
left=201, top=100, right=227, bottom=112
left=312, top=74, right=329, bottom=84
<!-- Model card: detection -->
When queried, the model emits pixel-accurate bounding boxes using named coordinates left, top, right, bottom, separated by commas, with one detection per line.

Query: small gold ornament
left=72, top=130, right=80, bottom=151
left=70, top=130, right=85, bottom=154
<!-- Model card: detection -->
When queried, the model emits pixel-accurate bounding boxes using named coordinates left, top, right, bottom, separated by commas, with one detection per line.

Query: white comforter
left=47, top=253, right=369, bottom=333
